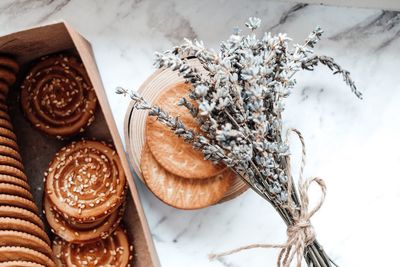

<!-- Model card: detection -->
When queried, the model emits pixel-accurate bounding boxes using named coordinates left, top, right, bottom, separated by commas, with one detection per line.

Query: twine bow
left=209, top=128, right=327, bottom=267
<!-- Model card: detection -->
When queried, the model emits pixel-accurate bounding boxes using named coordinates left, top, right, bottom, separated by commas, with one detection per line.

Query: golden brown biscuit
left=0, top=206, right=44, bottom=229
left=0, top=165, right=27, bottom=181
left=52, top=227, right=132, bottom=267
left=0, top=136, right=18, bottom=151
left=0, top=194, right=38, bottom=213
left=141, top=145, right=234, bottom=209
left=0, top=247, right=55, bottom=267
left=0, top=129, right=16, bottom=141
left=0, top=230, right=53, bottom=257
left=0, top=217, right=50, bottom=244
left=0, top=261, right=45, bottom=267
left=45, top=140, right=126, bottom=223
left=44, top=196, right=125, bottom=244
left=0, top=183, right=33, bottom=200
left=146, top=82, right=225, bottom=179
left=0, top=68, right=16, bottom=86
left=0, top=155, right=24, bottom=170
left=0, top=119, right=13, bottom=131
left=0, top=175, right=30, bottom=190
left=20, top=54, right=97, bottom=138
left=0, top=81, right=8, bottom=96
left=0, top=56, right=19, bottom=74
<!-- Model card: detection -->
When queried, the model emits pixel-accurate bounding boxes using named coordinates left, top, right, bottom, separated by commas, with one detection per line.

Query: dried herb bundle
left=117, top=17, right=361, bottom=267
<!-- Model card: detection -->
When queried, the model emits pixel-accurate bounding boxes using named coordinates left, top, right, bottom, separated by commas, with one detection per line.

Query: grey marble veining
left=0, top=1, right=399, bottom=266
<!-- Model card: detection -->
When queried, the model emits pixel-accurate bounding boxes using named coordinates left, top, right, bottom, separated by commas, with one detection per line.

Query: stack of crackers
left=140, top=83, right=238, bottom=210
left=0, top=55, right=56, bottom=266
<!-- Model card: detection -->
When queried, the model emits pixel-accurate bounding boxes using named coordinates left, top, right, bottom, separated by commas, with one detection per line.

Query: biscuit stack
left=140, top=83, right=237, bottom=210
left=0, top=55, right=56, bottom=266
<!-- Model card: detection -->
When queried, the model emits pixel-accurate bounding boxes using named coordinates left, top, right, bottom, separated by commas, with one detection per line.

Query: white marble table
left=1, top=1, right=399, bottom=266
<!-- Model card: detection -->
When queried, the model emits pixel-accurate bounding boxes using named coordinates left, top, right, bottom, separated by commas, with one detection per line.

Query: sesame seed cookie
left=20, top=54, right=97, bottom=138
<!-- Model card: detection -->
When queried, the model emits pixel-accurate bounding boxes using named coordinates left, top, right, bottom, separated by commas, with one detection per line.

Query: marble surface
left=1, top=1, right=399, bottom=266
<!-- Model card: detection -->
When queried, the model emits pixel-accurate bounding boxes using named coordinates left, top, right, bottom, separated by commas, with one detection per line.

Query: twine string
left=209, top=128, right=327, bottom=267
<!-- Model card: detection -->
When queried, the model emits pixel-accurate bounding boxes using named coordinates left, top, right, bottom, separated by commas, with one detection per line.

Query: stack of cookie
left=141, top=83, right=237, bottom=210
left=0, top=55, right=56, bottom=266
left=43, top=140, right=133, bottom=265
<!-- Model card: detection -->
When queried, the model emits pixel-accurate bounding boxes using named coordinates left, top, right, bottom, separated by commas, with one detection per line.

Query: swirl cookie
left=45, top=140, right=126, bottom=223
left=141, top=145, right=234, bottom=209
left=53, top=227, right=133, bottom=267
left=146, top=82, right=225, bottom=179
left=20, top=54, right=97, bottom=138
left=44, top=197, right=125, bottom=243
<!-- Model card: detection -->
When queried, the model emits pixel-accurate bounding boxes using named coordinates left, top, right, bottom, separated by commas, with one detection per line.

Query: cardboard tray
left=0, top=22, right=160, bottom=267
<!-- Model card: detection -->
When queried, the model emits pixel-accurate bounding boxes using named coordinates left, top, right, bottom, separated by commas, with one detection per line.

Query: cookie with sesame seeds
left=0, top=68, right=16, bottom=86
left=0, top=206, right=44, bottom=229
left=0, top=55, right=19, bottom=74
left=0, top=194, right=38, bottom=213
left=0, top=175, right=30, bottom=190
left=44, top=196, right=125, bottom=244
left=45, top=140, right=126, bottom=223
left=0, top=183, right=33, bottom=200
left=52, top=227, right=132, bottom=267
left=0, top=165, right=27, bottom=181
left=0, top=261, right=45, bottom=267
left=20, top=54, right=97, bottom=138
left=0, top=217, right=50, bottom=245
left=0, top=230, right=53, bottom=258
left=0, top=247, right=55, bottom=267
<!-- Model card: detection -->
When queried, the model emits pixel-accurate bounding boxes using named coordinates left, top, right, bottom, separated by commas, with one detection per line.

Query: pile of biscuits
left=140, top=83, right=238, bottom=210
left=44, top=140, right=132, bottom=266
left=0, top=55, right=56, bottom=266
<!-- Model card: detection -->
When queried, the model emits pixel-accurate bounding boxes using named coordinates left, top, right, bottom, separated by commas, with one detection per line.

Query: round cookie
left=0, top=68, right=16, bottom=86
left=0, top=194, right=38, bottom=213
left=0, top=206, right=44, bottom=229
left=0, top=247, right=55, bottom=267
left=53, top=227, right=132, bottom=267
left=44, top=196, right=125, bottom=243
left=45, top=140, right=126, bottom=223
left=0, top=155, right=24, bottom=170
left=0, top=119, right=13, bottom=131
left=0, top=165, right=27, bottom=181
left=0, top=56, right=19, bottom=74
left=0, top=175, right=30, bottom=190
left=0, top=217, right=50, bottom=244
left=0, top=261, right=45, bottom=267
left=0, top=81, right=8, bottom=96
left=141, top=145, right=234, bottom=209
left=0, top=136, right=18, bottom=151
left=0, top=129, right=16, bottom=142
left=0, top=230, right=53, bottom=257
left=0, top=183, right=33, bottom=200
left=20, top=54, right=97, bottom=138
left=146, top=82, right=225, bottom=179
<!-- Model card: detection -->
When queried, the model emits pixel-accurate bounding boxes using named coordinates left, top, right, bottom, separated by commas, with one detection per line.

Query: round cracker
left=0, top=194, right=38, bottom=213
left=0, top=183, right=32, bottom=200
left=0, top=129, right=16, bottom=142
left=0, top=230, right=53, bottom=258
left=0, top=56, right=19, bottom=74
left=0, top=81, right=8, bottom=96
left=44, top=196, right=125, bottom=244
left=0, top=205, right=44, bottom=229
left=0, top=247, right=54, bottom=267
left=141, top=145, right=234, bottom=209
left=0, top=109, right=10, bottom=121
left=146, top=83, right=225, bottom=179
left=0, top=155, right=23, bottom=170
left=0, top=261, right=45, bottom=267
left=0, top=217, right=50, bottom=245
left=0, top=175, right=30, bottom=190
left=0, top=136, right=19, bottom=151
left=0, top=68, right=16, bottom=86
left=0, top=165, right=27, bottom=181
left=0, top=118, right=13, bottom=131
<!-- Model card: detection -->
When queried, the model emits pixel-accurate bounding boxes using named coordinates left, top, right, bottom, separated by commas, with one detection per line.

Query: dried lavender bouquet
left=117, top=17, right=361, bottom=267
